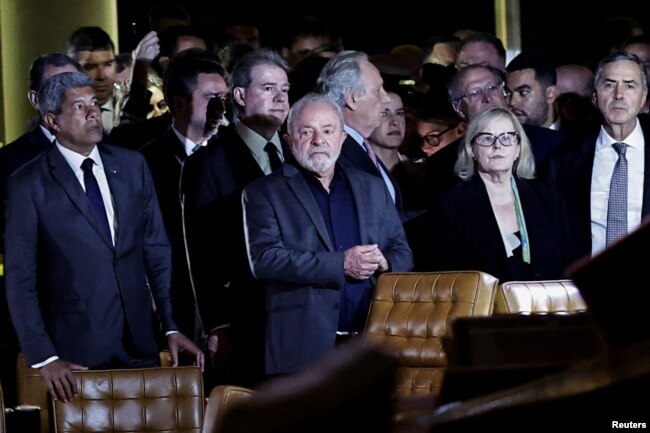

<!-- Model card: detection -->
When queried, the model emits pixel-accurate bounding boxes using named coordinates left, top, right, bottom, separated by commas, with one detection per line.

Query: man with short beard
left=242, top=93, right=413, bottom=376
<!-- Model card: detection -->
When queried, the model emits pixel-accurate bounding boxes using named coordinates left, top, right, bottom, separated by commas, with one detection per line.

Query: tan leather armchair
left=494, top=279, right=587, bottom=315
left=363, top=271, right=498, bottom=397
left=16, top=351, right=177, bottom=433
left=51, top=366, right=203, bottom=433
left=16, top=353, right=48, bottom=433
left=202, top=385, right=255, bottom=433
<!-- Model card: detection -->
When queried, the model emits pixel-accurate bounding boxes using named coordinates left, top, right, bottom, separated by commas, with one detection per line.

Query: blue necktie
left=81, top=158, right=112, bottom=244
left=606, top=142, right=628, bottom=247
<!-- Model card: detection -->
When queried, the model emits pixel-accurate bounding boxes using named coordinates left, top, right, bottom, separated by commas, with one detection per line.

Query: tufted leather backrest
left=51, top=367, right=203, bottom=433
left=202, top=385, right=255, bottom=433
left=17, top=352, right=177, bottom=433
left=364, top=271, right=498, bottom=397
left=494, top=280, right=587, bottom=315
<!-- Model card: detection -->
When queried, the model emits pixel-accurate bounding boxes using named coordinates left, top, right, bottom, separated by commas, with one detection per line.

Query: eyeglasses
left=473, top=131, right=520, bottom=147
left=418, top=125, right=456, bottom=147
left=457, top=82, right=505, bottom=103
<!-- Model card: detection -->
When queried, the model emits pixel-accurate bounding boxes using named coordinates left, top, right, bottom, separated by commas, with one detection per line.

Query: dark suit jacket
left=419, top=175, right=576, bottom=282
left=546, top=119, right=650, bottom=258
left=338, top=135, right=403, bottom=212
left=5, top=143, right=176, bottom=367
left=0, top=126, right=52, bottom=183
left=180, top=124, right=292, bottom=385
left=140, top=129, right=197, bottom=339
left=522, top=123, right=566, bottom=168
left=181, top=124, right=292, bottom=332
left=243, top=162, right=413, bottom=375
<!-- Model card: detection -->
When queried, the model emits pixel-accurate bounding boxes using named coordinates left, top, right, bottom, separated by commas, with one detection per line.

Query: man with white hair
left=242, top=93, right=412, bottom=376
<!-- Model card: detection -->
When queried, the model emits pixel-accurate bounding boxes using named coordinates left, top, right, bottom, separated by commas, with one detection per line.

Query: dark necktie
left=363, top=139, right=380, bottom=168
left=265, top=142, right=283, bottom=172
left=81, top=158, right=112, bottom=244
left=606, top=142, right=628, bottom=247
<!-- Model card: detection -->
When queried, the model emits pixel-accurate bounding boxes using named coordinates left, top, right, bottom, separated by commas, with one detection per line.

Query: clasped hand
left=344, top=244, right=388, bottom=280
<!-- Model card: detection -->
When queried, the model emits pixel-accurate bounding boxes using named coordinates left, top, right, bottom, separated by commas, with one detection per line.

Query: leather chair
left=494, top=279, right=587, bottom=315
left=202, top=385, right=255, bottom=433
left=16, top=351, right=177, bottom=433
left=363, top=271, right=498, bottom=397
left=51, top=366, right=203, bottom=433
left=16, top=353, right=49, bottom=433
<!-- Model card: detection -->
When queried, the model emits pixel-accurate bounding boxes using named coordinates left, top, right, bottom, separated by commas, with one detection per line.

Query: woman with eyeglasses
left=417, top=107, right=576, bottom=281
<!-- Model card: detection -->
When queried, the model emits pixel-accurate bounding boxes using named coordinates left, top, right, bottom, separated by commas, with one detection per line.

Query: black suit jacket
left=419, top=176, right=576, bottom=282
left=5, top=143, right=175, bottom=367
left=180, top=124, right=291, bottom=384
left=546, top=119, right=650, bottom=258
left=140, top=129, right=197, bottom=339
left=522, top=123, right=566, bottom=168
left=338, top=135, right=403, bottom=212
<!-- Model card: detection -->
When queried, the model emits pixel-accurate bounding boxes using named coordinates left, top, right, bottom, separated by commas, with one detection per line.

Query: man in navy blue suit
left=4, top=72, right=203, bottom=402
left=243, top=94, right=413, bottom=375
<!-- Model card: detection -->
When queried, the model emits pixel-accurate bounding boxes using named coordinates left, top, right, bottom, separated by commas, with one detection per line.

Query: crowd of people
left=0, top=3, right=648, bottom=400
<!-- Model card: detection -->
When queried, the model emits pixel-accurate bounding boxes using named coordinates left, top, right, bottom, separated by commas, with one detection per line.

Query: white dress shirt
left=591, top=119, right=644, bottom=255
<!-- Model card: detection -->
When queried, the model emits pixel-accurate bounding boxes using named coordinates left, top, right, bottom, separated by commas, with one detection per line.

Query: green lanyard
left=511, top=177, right=531, bottom=264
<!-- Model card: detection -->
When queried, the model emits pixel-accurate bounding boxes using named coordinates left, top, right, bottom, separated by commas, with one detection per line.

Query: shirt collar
left=56, top=142, right=103, bottom=174
left=39, top=123, right=55, bottom=143
left=171, top=125, right=206, bottom=156
left=596, top=118, right=643, bottom=152
left=343, top=125, right=364, bottom=147
left=235, top=120, right=282, bottom=158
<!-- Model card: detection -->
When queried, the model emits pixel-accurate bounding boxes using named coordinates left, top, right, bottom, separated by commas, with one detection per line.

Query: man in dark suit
left=4, top=72, right=203, bottom=402
left=0, top=54, right=82, bottom=403
left=0, top=53, right=81, bottom=182
left=140, top=49, right=228, bottom=343
left=243, top=94, right=413, bottom=375
left=180, top=49, right=291, bottom=386
left=547, top=52, right=650, bottom=259
left=316, top=51, right=404, bottom=211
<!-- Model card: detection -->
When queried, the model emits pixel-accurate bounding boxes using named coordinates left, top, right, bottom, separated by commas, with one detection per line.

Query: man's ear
left=546, top=84, right=557, bottom=104
left=27, top=90, right=39, bottom=110
left=452, top=101, right=467, bottom=120
left=233, top=87, right=245, bottom=107
left=43, top=112, right=59, bottom=132
left=343, top=90, right=356, bottom=110
left=282, top=132, right=292, bottom=145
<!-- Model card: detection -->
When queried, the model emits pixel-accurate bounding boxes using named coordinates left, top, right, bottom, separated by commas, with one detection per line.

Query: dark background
left=117, top=1, right=649, bottom=68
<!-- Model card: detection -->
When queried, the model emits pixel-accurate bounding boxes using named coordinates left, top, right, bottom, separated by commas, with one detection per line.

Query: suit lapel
left=98, top=144, right=124, bottom=251
left=47, top=145, right=114, bottom=249
left=283, top=165, right=334, bottom=251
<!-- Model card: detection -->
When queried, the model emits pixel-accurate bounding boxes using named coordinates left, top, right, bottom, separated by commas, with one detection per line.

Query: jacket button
left=333, top=303, right=340, bottom=310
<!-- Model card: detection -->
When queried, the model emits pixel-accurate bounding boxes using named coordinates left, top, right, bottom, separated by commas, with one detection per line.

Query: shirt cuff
left=32, top=356, right=59, bottom=369
left=165, top=331, right=179, bottom=336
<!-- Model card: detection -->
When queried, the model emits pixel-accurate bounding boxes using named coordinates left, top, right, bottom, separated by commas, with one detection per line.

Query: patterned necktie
left=81, top=158, right=112, bottom=244
left=265, top=142, right=283, bottom=172
left=606, top=142, right=628, bottom=247
left=363, top=139, right=379, bottom=168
